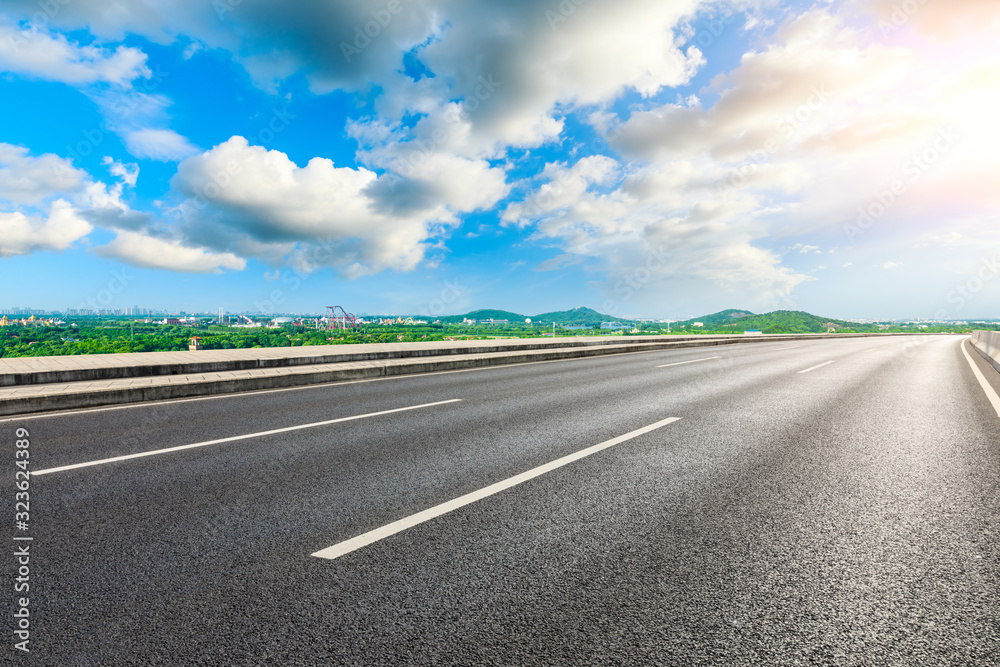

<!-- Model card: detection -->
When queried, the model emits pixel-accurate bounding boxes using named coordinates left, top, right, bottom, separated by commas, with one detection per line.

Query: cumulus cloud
left=0, top=20, right=150, bottom=86
left=528, top=0, right=1000, bottom=313
left=612, top=10, right=914, bottom=164
left=502, top=156, right=622, bottom=227
left=0, top=143, right=229, bottom=272
left=0, top=200, right=93, bottom=257
left=0, top=0, right=726, bottom=287
left=94, top=230, right=246, bottom=273
left=3, top=0, right=997, bottom=308
left=409, top=0, right=708, bottom=153
left=168, top=136, right=505, bottom=277
left=502, top=156, right=811, bottom=311
left=7, top=0, right=709, bottom=158
left=0, top=144, right=90, bottom=205
left=0, top=145, right=97, bottom=256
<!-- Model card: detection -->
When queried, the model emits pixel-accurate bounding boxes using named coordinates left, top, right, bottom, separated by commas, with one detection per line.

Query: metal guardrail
left=971, top=330, right=1000, bottom=374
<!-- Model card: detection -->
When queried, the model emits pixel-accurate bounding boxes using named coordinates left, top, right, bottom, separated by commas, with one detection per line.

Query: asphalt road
left=4, top=335, right=999, bottom=665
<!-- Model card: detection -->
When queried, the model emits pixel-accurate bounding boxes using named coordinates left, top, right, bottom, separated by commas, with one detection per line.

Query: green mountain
left=677, top=309, right=873, bottom=333
left=675, top=309, right=754, bottom=327
left=532, top=306, right=627, bottom=326
left=437, top=306, right=875, bottom=334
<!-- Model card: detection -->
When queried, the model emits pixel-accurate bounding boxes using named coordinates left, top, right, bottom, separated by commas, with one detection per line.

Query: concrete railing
left=971, top=330, right=1000, bottom=374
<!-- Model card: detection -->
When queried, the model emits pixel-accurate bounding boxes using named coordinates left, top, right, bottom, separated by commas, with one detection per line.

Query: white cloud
left=94, top=230, right=245, bottom=273
left=9, top=0, right=710, bottom=157
left=0, top=143, right=90, bottom=205
left=0, top=144, right=181, bottom=267
left=3, top=0, right=997, bottom=309
left=168, top=136, right=503, bottom=277
left=612, top=10, right=914, bottom=165
left=502, top=156, right=811, bottom=311
left=408, top=0, right=709, bottom=153
left=89, top=89, right=199, bottom=162
left=0, top=21, right=149, bottom=86
left=101, top=157, right=139, bottom=187
left=0, top=200, right=93, bottom=257
left=124, top=128, right=199, bottom=161
left=0, top=144, right=99, bottom=257
left=502, top=156, right=621, bottom=227
left=181, top=41, right=204, bottom=60
left=860, top=0, right=1000, bottom=39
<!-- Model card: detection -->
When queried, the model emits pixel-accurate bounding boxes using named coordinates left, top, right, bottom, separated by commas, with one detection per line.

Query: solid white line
left=32, top=399, right=462, bottom=476
left=960, top=339, right=1000, bottom=419
left=311, top=416, right=682, bottom=560
left=657, top=356, right=721, bottom=368
left=798, top=360, right=835, bottom=374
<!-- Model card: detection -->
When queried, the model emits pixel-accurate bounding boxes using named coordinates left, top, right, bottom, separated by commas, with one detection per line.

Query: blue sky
left=1, top=0, right=998, bottom=319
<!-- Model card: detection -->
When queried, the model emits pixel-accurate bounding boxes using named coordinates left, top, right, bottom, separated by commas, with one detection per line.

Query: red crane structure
left=326, top=305, right=358, bottom=330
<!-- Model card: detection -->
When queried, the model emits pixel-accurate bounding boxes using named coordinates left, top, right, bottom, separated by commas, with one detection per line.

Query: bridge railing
left=971, top=330, right=1000, bottom=375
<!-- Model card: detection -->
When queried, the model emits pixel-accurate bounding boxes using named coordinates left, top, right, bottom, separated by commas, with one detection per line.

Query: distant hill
left=677, top=309, right=873, bottom=333
left=438, top=306, right=629, bottom=326
left=435, top=306, right=874, bottom=333
left=532, top=307, right=628, bottom=326
left=675, top=309, right=754, bottom=327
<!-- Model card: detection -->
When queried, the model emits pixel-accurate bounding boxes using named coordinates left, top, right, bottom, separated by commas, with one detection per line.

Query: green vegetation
left=674, top=309, right=755, bottom=327
left=670, top=309, right=1000, bottom=335
left=0, top=315, right=611, bottom=359
left=0, top=309, right=995, bottom=359
left=533, top=307, right=629, bottom=326
left=670, top=308, right=999, bottom=335
left=674, top=309, right=869, bottom=334
left=0, top=320, right=450, bottom=358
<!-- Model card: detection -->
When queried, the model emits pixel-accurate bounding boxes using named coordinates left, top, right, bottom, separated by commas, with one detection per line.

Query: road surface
left=5, top=335, right=999, bottom=665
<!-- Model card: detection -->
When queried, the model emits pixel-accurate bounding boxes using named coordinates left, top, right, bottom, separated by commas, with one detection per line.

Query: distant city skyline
left=1, top=1, right=998, bottom=320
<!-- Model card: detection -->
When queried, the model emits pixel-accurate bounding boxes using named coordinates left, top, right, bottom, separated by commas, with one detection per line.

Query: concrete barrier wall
left=971, top=330, right=1000, bottom=374
left=0, top=333, right=895, bottom=387
left=0, top=332, right=940, bottom=416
